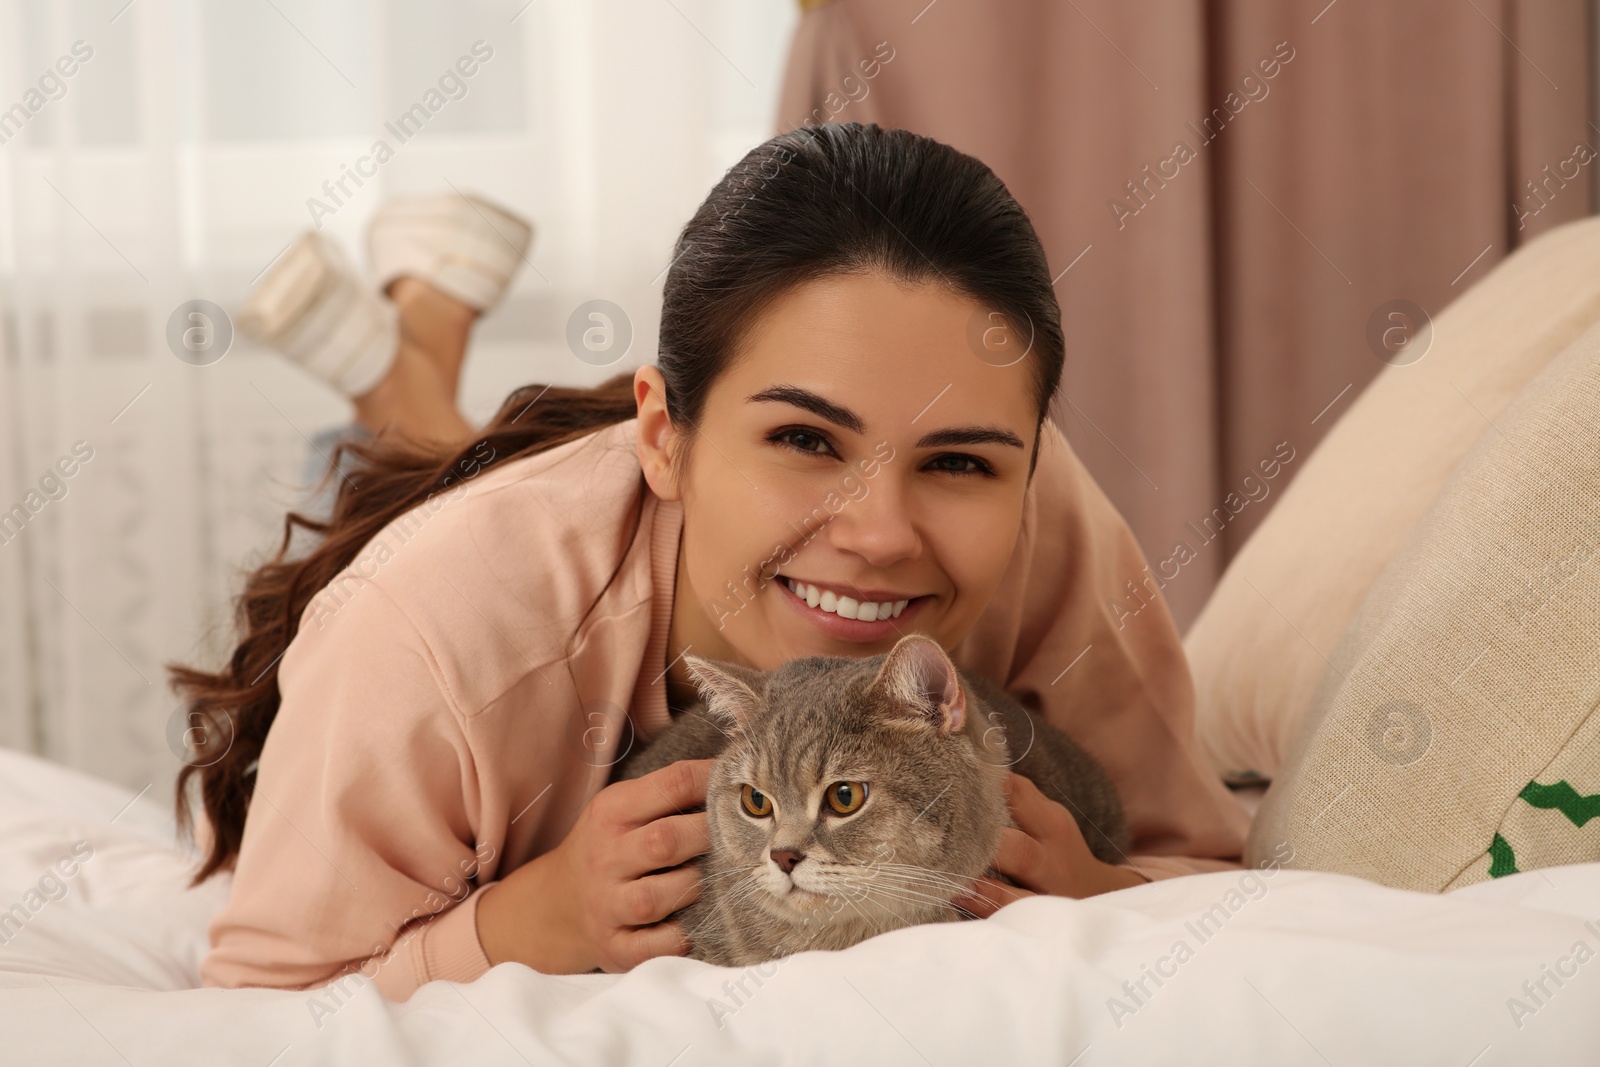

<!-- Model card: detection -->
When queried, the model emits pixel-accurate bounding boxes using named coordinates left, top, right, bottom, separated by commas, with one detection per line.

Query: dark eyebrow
left=914, top=427, right=1025, bottom=450
left=747, top=384, right=1026, bottom=450
left=747, top=385, right=863, bottom=434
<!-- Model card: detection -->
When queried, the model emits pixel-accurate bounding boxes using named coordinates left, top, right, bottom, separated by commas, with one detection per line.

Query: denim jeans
left=299, top=423, right=371, bottom=524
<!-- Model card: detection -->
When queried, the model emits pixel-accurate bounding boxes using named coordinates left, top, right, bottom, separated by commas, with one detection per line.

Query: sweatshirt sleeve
left=970, top=420, right=1251, bottom=882
left=199, top=577, right=497, bottom=1002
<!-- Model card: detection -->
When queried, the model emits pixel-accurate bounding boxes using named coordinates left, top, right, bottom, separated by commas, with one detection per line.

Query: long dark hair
left=170, top=122, right=1066, bottom=882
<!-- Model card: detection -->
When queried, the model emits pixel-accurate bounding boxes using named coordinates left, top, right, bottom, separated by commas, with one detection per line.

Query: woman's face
left=637, top=270, right=1039, bottom=673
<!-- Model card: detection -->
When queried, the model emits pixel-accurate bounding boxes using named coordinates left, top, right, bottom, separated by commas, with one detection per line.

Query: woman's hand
left=950, top=771, right=1149, bottom=917
left=476, top=758, right=714, bottom=974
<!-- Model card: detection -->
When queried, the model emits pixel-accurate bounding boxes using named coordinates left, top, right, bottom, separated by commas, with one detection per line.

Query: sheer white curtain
left=0, top=0, right=797, bottom=793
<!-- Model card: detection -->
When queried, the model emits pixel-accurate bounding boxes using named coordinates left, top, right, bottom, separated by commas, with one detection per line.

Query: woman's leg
left=350, top=278, right=478, bottom=449
left=295, top=278, right=478, bottom=529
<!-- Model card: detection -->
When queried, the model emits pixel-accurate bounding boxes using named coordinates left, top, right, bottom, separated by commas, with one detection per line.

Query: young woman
left=175, top=123, right=1249, bottom=1002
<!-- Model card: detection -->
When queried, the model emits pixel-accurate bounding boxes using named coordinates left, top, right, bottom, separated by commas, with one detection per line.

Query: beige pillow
left=1185, top=214, right=1600, bottom=784
left=1244, top=324, right=1600, bottom=890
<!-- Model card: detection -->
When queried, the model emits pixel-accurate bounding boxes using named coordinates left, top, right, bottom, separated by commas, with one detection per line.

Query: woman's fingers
left=605, top=919, right=695, bottom=972
left=952, top=774, right=1081, bottom=916
left=1002, top=771, right=1065, bottom=836
left=994, top=773, right=1109, bottom=898
left=950, top=871, right=1035, bottom=919
left=618, top=862, right=704, bottom=926
left=1005, top=773, right=1124, bottom=868
left=601, top=759, right=714, bottom=828
left=618, top=810, right=710, bottom=877
left=990, top=825, right=1048, bottom=892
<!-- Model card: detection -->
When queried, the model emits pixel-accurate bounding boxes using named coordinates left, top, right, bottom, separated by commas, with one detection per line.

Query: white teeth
left=785, top=577, right=913, bottom=622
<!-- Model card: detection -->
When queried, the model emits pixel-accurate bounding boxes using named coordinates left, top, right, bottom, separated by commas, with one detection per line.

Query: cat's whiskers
left=854, top=871, right=971, bottom=900
left=733, top=860, right=902, bottom=943
left=844, top=871, right=988, bottom=919
left=845, top=882, right=951, bottom=916
left=831, top=881, right=954, bottom=925
left=847, top=864, right=957, bottom=891
left=834, top=888, right=898, bottom=938
left=704, top=865, right=766, bottom=908
left=852, top=869, right=980, bottom=916
left=864, top=863, right=1024, bottom=921
left=715, top=878, right=773, bottom=921
left=853, top=872, right=963, bottom=904
left=791, top=863, right=871, bottom=899
left=870, top=865, right=992, bottom=897
left=879, top=889, right=985, bottom=922
left=831, top=865, right=959, bottom=918
left=870, top=860, right=989, bottom=882
left=786, top=870, right=899, bottom=935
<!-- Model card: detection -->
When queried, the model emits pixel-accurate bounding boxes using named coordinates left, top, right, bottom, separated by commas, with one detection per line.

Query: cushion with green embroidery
left=1245, top=317, right=1600, bottom=891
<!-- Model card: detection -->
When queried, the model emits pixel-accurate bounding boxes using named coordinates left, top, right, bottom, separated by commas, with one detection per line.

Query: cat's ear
left=683, top=654, right=765, bottom=728
left=867, top=634, right=966, bottom=736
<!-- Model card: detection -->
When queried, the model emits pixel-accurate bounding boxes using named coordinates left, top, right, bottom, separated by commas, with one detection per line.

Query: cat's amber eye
left=741, top=784, right=773, bottom=818
left=824, top=781, right=868, bottom=815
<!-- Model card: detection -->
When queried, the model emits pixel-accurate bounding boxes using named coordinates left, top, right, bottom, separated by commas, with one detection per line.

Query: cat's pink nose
left=770, top=848, right=805, bottom=874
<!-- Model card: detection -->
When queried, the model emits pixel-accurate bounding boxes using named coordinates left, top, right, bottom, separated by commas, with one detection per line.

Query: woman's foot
left=238, top=232, right=399, bottom=398
left=352, top=278, right=476, bottom=448
left=239, top=233, right=471, bottom=449
left=239, top=191, right=532, bottom=452
left=366, top=191, right=534, bottom=311
left=355, top=191, right=533, bottom=449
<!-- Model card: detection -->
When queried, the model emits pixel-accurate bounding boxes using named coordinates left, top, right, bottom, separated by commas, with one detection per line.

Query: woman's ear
left=634, top=365, right=682, bottom=501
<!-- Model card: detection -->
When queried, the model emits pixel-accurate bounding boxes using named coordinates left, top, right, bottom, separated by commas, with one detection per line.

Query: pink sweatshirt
left=199, top=417, right=1249, bottom=1001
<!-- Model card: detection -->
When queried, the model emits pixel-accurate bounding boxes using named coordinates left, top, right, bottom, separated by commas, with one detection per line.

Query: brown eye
left=741, top=784, right=773, bottom=817
left=825, top=781, right=868, bottom=815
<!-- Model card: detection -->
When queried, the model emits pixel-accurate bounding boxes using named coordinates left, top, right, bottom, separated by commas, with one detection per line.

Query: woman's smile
left=775, top=573, right=932, bottom=643
left=649, top=271, right=1040, bottom=675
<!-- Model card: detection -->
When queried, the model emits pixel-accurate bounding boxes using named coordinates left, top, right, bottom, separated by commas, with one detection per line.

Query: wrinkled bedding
left=1, top=746, right=1596, bottom=1066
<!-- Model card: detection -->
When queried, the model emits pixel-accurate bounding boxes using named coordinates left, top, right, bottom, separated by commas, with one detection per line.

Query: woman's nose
left=824, top=478, right=920, bottom=566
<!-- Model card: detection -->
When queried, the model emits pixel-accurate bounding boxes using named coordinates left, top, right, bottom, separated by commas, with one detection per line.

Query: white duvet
left=0, top=746, right=1596, bottom=1066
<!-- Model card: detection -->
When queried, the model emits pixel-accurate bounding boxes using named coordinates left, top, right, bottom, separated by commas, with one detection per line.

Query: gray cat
left=612, top=633, right=1130, bottom=966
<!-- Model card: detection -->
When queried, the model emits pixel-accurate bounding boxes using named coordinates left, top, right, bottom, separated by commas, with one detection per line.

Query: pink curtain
left=777, top=0, right=1593, bottom=631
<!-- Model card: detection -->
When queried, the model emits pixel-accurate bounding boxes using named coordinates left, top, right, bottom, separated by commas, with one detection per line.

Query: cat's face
left=691, top=635, right=1010, bottom=939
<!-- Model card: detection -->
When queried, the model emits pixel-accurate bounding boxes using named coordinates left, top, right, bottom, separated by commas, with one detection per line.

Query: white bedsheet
left=0, top=745, right=1596, bottom=1066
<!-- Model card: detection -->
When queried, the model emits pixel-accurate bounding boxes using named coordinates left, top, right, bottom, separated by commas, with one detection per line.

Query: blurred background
left=1, top=0, right=1596, bottom=795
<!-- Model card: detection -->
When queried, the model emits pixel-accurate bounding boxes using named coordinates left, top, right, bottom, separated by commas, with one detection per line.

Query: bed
left=0, top=745, right=1595, bottom=1065
left=9, top=210, right=1600, bottom=1067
